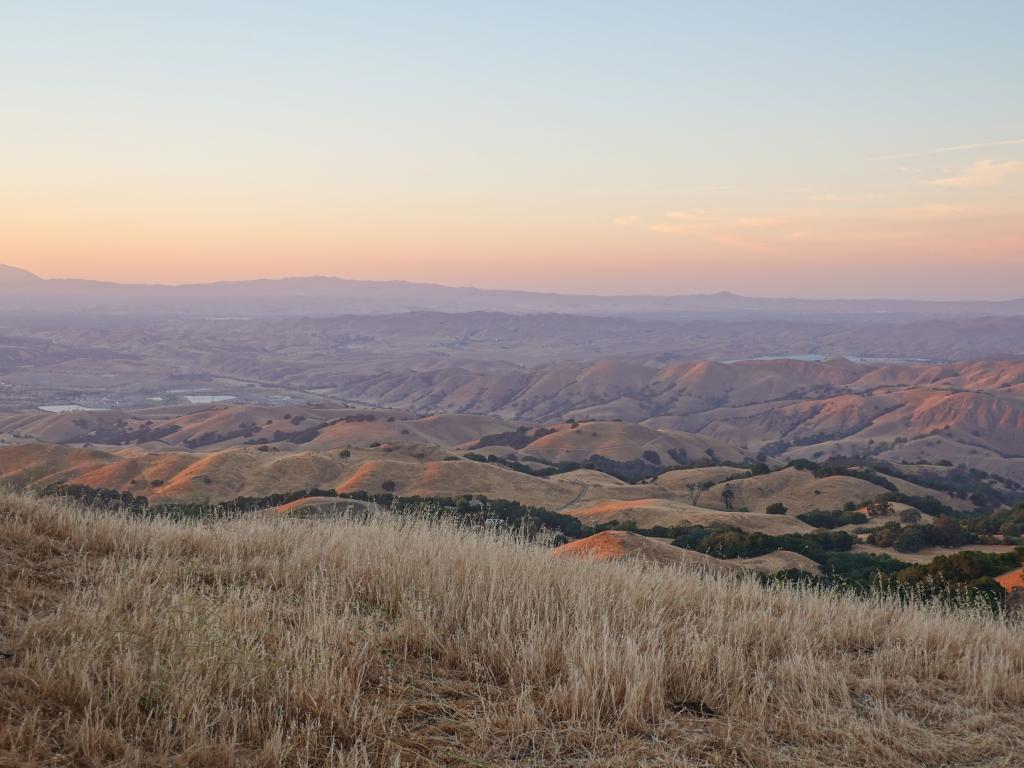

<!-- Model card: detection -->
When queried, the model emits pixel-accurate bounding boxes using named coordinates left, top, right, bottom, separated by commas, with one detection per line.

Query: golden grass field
left=2, top=490, right=1023, bottom=767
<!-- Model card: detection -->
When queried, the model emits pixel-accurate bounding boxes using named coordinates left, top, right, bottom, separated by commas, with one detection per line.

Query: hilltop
left=0, top=264, right=41, bottom=283
left=551, top=530, right=821, bottom=575
left=1, top=490, right=1021, bottom=766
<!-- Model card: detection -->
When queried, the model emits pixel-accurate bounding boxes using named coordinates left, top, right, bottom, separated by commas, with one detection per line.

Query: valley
left=2, top=396, right=1021, bottom=595
left=3, top=291, right=1023, bottom=602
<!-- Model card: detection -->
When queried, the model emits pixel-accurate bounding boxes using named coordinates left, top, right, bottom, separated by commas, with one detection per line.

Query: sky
left=2, top=1, right=1023, bottom=299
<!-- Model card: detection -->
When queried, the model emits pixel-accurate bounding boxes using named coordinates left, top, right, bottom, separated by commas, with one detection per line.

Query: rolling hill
left=550, top=530, right=820, bottom=574
left=0, top=443, right=585, bottom=508
left=562, top=498, right=814, bottom=534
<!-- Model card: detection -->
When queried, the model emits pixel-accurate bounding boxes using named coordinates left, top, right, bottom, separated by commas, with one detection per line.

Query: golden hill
left=564, top=498, right=814, bottom=534
left=0, top=438, right=980, bottom=528
left=333, top=457, right=585, bottom=508
left=1, top=443, right=638, bottom=509
left=552, top=530, right=819, bottom=574
left=875, top=436, right=1024, bottom=486
left=0, top=405, right=514, bottom=453
left=7, top=354, right=1024, bottom=487
left=700, top=466, right=893, bottom=516
left=520, top=420, right=747, bottom=465
left=273, top=495, right=375, bottom=517
left=306, top=413, right=519, bottom=450
left=551, top=530, right=730, bottom=569
left=651, top=465, right=747, bottom=493
left=316, top=357, right=1024, bottom=468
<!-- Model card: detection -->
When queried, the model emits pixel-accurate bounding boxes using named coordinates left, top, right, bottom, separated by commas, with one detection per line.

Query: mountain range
left=3, top=264, right=1024, bottom=318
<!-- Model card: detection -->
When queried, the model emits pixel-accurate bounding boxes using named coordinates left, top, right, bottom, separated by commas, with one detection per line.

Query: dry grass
left=700, top=467, right=890, bottom=517
left=1, top=490, right=1023, bottom=767
left=564, top=499, right=813, bottom=535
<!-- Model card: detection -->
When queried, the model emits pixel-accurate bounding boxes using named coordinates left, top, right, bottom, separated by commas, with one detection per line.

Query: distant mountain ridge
left=0, top=264, right=43, bottom=283
left=2, top=263, right=1024, bottom=317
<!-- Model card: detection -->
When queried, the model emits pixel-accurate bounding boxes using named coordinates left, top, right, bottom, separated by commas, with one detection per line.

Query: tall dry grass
left=1, top=489, right=1022, bottom=767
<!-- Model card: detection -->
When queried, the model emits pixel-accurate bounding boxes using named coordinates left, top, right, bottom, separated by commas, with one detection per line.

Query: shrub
left=641, top=450, right=661, bottom=465
left=797, top=509, right=868, bottom=529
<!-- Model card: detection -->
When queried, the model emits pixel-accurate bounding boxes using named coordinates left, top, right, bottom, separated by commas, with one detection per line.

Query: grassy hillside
left=2, top=491, right=1023, bottom=766
left=552, top=530, right=821, bottom=575
left=564, top=498, right=814, bottom=534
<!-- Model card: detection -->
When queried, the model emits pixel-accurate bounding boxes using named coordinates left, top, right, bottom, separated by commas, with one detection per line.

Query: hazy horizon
left=3, top=2, right=1023, bottom=299
left=4, top=260, right=1024, bottom=303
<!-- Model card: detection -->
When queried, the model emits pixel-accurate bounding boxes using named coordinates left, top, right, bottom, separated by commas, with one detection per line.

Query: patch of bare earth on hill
left=1, top=491, right=1023, bottom=766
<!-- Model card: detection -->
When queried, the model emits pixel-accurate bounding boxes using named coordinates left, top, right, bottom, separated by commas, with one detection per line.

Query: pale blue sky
left=2, top=1, right=1023, bottom=297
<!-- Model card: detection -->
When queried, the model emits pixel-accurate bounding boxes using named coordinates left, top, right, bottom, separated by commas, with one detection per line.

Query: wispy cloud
left=649, top=210, right=780, bottom=251
left=613, top=214, right=640, bottom=227
left=882, top=204, right=965, bottom=221
left=646, top=202, right=990, bottom=250
left=877, top=138, right=1024, bottom=160
left=808, top=192, right=882, bottom=203
left=735, top=216, right=790, bottom=228
left=664, top=209, right=710, bottom=222
left=928, top=159, right=1023, bottom=188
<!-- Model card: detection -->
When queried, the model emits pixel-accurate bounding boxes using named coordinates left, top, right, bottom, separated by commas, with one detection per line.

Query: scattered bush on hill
left=866, top=516, right=979, bottom=553
left=40, top=482, right=586, bottom=540
left=666, top=447, right=688, bottom=464
left=595, top=514, right=1024, bottom=605
left=797, top=509, right=867, bottom=529
left=469, top=426, right=555, bottom=451
left=670, top=525, right=856, bottom=561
